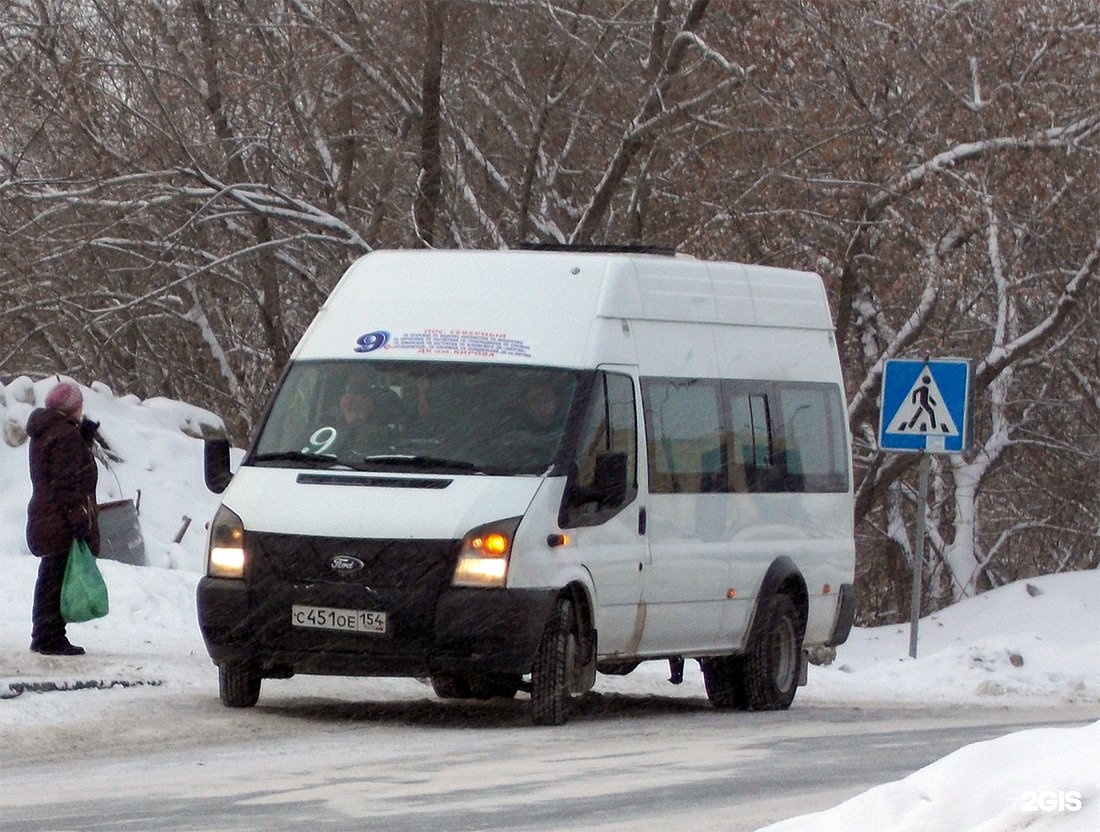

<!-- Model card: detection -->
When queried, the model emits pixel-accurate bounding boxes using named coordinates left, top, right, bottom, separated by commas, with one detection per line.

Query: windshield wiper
left=249, top=451, right=349, bottom=469
left=359, top=454, right=482, bottom=473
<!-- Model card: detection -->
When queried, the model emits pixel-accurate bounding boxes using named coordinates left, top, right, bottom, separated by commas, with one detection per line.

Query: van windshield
left=250, top=360, right=582, bottom=476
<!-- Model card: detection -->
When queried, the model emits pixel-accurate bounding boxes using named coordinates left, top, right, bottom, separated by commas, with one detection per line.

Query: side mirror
left=593, top=451, right=628, bottom=509
left=204, top=438, right=233, bottom=494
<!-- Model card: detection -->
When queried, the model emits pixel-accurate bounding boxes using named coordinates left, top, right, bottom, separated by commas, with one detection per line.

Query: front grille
left=247, top=532, right=459, bottom=588
left=244, top=532, right=462, bottom=653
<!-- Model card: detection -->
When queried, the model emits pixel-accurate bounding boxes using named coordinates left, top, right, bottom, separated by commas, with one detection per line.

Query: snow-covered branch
left=868, top=115, right=1100, bottom=214
left=974, top=235, right=1100, bottom=390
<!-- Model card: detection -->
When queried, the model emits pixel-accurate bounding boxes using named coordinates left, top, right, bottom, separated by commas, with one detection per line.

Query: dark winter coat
left=25, top=408, right=101, bottom=557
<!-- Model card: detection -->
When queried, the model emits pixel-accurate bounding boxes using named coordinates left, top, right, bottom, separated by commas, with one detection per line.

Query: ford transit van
left=199, top=247, right=856, bottom=724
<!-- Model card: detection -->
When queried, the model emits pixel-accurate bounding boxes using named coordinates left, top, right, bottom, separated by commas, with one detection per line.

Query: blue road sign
left=879, top=358, right=972, bottom=453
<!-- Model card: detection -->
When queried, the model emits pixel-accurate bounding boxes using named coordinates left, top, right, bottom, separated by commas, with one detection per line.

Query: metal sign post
left=908, top=454, right=930, bottom=659
left=879, top=358, right=972, bottom=659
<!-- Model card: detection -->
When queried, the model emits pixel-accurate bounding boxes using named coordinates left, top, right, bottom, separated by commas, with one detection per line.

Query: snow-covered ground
left=2, top=377, right=1098, bottom=830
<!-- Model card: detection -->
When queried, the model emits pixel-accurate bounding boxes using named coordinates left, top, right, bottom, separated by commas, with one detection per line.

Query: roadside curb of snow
left=2, top=678, right=165, bottom=699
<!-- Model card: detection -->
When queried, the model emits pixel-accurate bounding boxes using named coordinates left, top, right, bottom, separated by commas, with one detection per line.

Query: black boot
left=31, top=640, right=85, bottom=656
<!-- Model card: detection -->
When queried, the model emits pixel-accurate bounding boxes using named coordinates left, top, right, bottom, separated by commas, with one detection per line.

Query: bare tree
left=2, top=0, right=1096, bottom=616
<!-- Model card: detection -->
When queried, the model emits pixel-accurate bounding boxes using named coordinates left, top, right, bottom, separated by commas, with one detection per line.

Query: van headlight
left=207, top=505, right=247, bottom=579
left=453, top=517, right=521, bottom=588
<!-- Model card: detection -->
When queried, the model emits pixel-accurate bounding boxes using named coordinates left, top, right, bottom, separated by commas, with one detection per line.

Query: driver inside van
left=331, top=376, right=399, bottom=455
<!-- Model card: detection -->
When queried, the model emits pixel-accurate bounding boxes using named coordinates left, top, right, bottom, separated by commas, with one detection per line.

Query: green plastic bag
left=61, top=538, right=109, bottom=623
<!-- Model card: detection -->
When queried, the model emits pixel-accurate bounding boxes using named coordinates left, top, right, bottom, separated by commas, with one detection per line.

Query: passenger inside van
left=497, top=379, right=570, bottom=469
left=523, top=381, right=565, bottom=434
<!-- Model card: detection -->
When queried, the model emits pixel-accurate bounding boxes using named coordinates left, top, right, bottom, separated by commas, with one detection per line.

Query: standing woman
left=26, top=380, right=101, bottom=655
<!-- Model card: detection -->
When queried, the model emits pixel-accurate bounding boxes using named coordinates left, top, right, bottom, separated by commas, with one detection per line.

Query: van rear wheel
left=701, top=654, right=749, bottom=709
left=219, top=661, right=261, bottom=708
left=530, top=597, right=577, bottom=725
left=742, top=593, right=804, bottom=710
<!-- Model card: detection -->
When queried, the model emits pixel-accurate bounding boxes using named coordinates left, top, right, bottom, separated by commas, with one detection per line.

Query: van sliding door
left=638, top=377, right=728, bottom=654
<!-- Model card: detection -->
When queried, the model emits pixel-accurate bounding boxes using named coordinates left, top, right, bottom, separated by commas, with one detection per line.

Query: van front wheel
left=219, top=661, right=261, bottom=708
left=742, top=593, right=804, bottom=710
left=530, top=597, right=577, bottom=725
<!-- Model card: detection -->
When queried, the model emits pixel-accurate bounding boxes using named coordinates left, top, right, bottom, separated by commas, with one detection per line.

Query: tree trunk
left=415, top=0, right=445, bottom=247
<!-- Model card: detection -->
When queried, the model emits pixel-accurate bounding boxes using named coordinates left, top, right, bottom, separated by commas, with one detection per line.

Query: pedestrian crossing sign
left=879, top=358, right=972, bottom=453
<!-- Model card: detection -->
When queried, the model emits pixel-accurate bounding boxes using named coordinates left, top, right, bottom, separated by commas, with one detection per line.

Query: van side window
left=642, top=379, right=724, bottom=494
left=728, top=392, right=773, bottom=476
left=725, top=381, right=849, bottom=493
left=642, top=377, right=850, bottom=495
left=563, top=372, right=638, bottom=526
left=775, top=384, right=849, bottom=492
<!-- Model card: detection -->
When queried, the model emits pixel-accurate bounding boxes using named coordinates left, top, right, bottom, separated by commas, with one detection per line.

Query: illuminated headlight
left=453, top=517, right=521, bottom=588
left=207, top=505, right=247, bottom=579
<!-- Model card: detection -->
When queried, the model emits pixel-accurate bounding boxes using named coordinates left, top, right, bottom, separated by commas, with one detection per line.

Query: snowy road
left=1, top=685, right=1091, bottom=832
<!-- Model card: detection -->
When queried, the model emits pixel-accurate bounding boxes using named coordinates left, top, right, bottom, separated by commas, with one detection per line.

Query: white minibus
left=200, top=247, right=856, bottom=724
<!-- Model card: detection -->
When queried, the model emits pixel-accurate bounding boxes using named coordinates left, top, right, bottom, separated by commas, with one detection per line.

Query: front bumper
left=197, top=576, right=555, bottom=678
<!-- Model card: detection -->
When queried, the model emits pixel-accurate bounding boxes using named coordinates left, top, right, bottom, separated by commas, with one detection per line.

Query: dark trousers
left=31, top=552, right=69, bottom=647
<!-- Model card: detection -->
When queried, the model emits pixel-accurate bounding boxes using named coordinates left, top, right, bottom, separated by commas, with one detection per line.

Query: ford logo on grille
left=328, top=555, right=365, bottom=574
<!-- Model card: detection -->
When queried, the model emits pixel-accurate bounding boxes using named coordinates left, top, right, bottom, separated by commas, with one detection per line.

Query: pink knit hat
left=45, top=381, right=83, bottom=416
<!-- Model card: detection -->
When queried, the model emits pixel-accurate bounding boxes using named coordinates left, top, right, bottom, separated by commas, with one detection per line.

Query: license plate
left=291, top=604, right=387, bottom=634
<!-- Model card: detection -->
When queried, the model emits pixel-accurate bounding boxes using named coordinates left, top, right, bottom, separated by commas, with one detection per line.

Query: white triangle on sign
left=887, top=367, right=959, bottom=437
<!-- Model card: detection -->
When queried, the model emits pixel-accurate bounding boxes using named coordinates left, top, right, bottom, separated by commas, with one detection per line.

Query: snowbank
left=758, top=721, right=1100, bottom=832
left=1, top=375, right=227, bottom=571
left=807, top=570, right=1100, bottom=706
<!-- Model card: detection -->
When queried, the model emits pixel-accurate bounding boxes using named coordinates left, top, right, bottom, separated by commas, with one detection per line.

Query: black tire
left=468, top=673, right=522, bottom=700
left=701, top=654, right=750, bottom=709
left=219, top=661, right=261, bottom=708
left=430, top=674, right=473, bottom=699
left=742, top=593, right=804, bottom=710
left=530, top=597, right=577, bottom=726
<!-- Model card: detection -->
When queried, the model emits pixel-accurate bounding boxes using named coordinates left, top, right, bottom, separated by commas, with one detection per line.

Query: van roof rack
left=515, top=242, right=676, bottom=257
